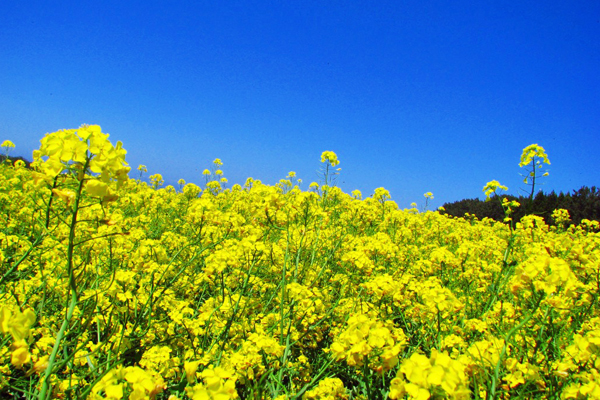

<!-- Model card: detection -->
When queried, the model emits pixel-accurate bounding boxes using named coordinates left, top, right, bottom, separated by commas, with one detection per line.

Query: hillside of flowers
left=0, top=126, right=599, bottom=399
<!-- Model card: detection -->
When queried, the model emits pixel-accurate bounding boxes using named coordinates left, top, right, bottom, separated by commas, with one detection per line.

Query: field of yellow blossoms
left=0, top=126, right=599, bottom=399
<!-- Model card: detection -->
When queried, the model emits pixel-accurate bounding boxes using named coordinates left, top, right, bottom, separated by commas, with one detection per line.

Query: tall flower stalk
left=31, top=125, right=129, bottom=400
left=519, top=144, right=550, bottom=213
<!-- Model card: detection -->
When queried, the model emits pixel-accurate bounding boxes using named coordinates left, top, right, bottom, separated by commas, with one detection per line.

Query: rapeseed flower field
left=0, top=126, right=599, bottom=399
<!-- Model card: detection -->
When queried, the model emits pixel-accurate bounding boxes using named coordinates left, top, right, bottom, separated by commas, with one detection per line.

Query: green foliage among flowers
left=0, top=126, right=599, bottom=399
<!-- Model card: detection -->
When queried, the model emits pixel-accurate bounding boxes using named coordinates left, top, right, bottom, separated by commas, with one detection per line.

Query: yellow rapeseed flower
left=51, top=188, right=76, bottom=207
left=85, top=179, right=109, bottom=198
left=482, top=180, right=508, bottom=201
left=374, top=187, right=391, bottom=202
left=11, top=339, right=31, bottom=368
left=519, top=143, right=550, bottom=167
left=304, top=377, right=348, bottom=399
left=320, top=150, right=340, bottom=166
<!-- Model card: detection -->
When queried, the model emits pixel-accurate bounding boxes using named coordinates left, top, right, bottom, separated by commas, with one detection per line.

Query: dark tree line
left=441, top=186, right=600, bottom=226
left=0, top=155, right=32, bottom=168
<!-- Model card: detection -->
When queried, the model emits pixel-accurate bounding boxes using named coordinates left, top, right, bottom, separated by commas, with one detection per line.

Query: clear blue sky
left=1, top=1, right=598, bottom=208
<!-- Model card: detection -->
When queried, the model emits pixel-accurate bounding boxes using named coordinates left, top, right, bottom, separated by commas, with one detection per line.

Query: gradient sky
left=1, top=1, right=598, bottom=209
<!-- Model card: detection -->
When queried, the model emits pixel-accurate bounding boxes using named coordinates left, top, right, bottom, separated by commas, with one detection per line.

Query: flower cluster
left=330, top=313, right=406, bottom=372
left=320, top=151, right=340, bottom=167
left=0, top=132, right=597, bottom=399
left=519, top=144, right=550, bottom=168
left=389, top=350, right=470, bottom=399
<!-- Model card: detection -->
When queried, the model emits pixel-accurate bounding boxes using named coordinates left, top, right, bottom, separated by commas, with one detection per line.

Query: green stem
left=39, top=159, right=89, bottom=399
left=38, top=290, right=78, bottom=400
left=45, top=176, right=59, bottom=229
left=280, top=229, right=290, bottom=344
left=66, top=160, right=89, bottom=299
left=527, top=157, right=537, bottom=215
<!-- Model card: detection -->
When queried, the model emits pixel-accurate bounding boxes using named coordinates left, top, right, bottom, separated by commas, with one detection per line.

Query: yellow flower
left=86, top=179, right=109, bottom=198
left=184, top=361, right=200, bottom=384
left=551, top=208, right=570, bottom=227
left=396, top=350, right=470, bottom=399
left=304, top=377, right=348, bottom=399
left=351, top=189, right=362, bottom=199
left=206, top=180, right=222, bottom=194
left=11, top=340, right=31, bottom=368
left=320, top=151, right=340, bottom=166
left=149, top=174, right=164, bottom=188
left=401, top=353, right=431, bottom=386
left=0, top=307, right=36, bottom=341
left=374, top=187, right=391, bottom=202
left=124, top=367, right=155, bottom=393
left=1, top=140, right=15, bottom=148
left=330, top=313, right=406, bottom=371
left=389, top=377, right=407, bottom=399
left=185, top=365, right=238, bottom=400
left=103, top=384, right=124, bottom=399
left=482, top=180, right=508, bottom=201
left=405, top=383, right=430, bottom=400
left=29, top=355, right=49, bottom=376
left=52, top=188, right=76, bottom=206
left=34, top=125, right=129, bottom=182
left=183, top=183, right=202, bottom=198
left=519, top=143, right=550, bottom=167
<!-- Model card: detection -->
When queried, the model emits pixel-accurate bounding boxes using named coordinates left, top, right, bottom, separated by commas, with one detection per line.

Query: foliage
left=0, top=129, right=599, bottom=399
left=442, top=187, right=600, bottom=228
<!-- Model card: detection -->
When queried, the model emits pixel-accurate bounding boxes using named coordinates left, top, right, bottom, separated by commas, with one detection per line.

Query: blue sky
left=1, top=1, right=598, bottom=209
